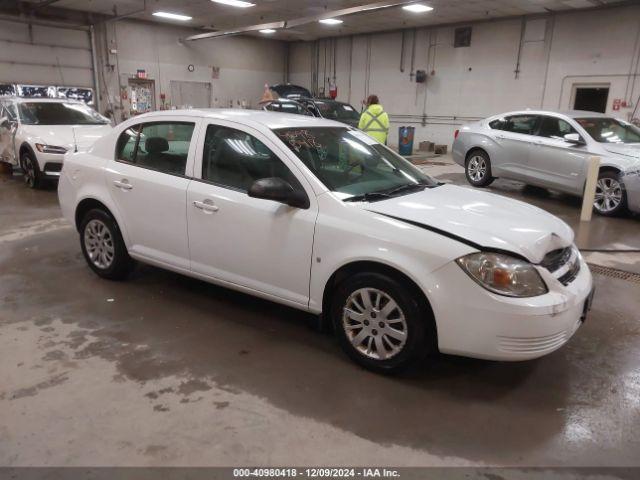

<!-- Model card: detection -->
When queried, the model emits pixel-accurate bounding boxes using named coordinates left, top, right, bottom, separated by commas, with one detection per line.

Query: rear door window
left=503, top=115, right=540, bottom=135
left=116, top=126, right=140, bottom=162
left=114, top=121, right=195, bottom=176
left=489, top=118, right=507, bottom=130
left=537, top=116, right=577, bottom=140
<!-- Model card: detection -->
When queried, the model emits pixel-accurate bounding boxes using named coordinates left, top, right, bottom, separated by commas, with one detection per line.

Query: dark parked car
left=262, top=99, right=314, bottom=116
left=263, top=97, right=361, bottom=128
left=298, top=98, right=361, bottom=128
left=269, top=84, right=312, bottom=99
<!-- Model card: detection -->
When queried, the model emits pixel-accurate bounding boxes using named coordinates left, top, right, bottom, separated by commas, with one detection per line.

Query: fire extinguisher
left=329, top=80, right=338, bottom=100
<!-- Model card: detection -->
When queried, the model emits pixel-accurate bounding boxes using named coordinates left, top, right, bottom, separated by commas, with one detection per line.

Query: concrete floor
left=1, top=163, right=640, bottom=468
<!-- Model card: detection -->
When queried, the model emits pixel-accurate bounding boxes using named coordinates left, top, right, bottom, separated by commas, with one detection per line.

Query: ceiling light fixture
left=402, top=3, right=434, bottom=13
left=259, top=29, right=277, bottom=34
left=211, top=0, right=255, bottom=7
left=152, top=11, right=193, bottom=21
left=319, top=18, right=344, bottom=25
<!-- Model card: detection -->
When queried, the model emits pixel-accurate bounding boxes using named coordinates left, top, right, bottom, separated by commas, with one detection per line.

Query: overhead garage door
left=0, top=19, right=93, bottom=88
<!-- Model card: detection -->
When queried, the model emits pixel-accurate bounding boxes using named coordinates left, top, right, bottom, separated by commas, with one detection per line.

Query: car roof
left=559, top=110, right=610, bottom=119
left=130, top=108, right=349, bottom=130
left=268, top=98, right=302, bottom=104
left=300, top=97, right=351, bottom=106
left=490, top=109, right=611, bottom=119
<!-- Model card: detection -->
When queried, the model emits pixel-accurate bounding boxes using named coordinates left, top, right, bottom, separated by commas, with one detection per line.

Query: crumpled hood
left=365, top=184, right=574, bottom=263
left=22, top=124, right=112, bottom=152
left=602, top=143, right=640, bottom=169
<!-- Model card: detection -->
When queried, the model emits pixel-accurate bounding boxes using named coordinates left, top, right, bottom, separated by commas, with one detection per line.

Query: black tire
left=465, top=150, right=495, bottom=187
left=20, top=150, right=42, bottom=189
left=331, top=272, right=433, bottom=373
left=593, top=170, right=628, bottom=217
left=79, top=208, right=133, bottom=280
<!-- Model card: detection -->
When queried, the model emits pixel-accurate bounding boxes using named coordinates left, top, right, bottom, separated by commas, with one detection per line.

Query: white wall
left=96, top=20, right=286, bottom=120
left=289, top=4, right=640, bottom=147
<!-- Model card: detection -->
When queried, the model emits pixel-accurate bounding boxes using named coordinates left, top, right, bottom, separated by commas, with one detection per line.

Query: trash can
left=398, top=126, right=415, bottom=156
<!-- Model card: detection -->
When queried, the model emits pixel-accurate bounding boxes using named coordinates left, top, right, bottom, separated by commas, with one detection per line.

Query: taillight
left=454, top=129, right=459, bottom=139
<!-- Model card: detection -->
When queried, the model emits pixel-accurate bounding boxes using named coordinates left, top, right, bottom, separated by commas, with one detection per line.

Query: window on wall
left=454, top=27, right=472, bottom=48
left=115, top=122, right=195, bottom=176
left=201, top=124, right=302, bottom=192
left=0, top=84, right=94, bottom=105
left=0, top=84, right=16, bottom=97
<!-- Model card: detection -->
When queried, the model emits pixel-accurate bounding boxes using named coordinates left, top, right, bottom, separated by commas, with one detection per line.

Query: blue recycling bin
left=398, top=126, right=415, bottom=156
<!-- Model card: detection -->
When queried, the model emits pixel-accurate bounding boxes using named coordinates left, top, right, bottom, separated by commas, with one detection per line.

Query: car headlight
left=35, top=143, right=67, bottom=154
left=456, top=252, right=548, bottom=298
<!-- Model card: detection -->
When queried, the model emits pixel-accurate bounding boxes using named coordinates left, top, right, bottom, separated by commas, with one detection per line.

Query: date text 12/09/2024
left=233, top=468, right=401, bottom=478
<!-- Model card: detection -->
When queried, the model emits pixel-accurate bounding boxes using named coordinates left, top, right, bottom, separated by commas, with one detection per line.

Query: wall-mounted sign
left=211, top=66, right=220, bottom=79
left=136, top=69, right=147, bottom=79
left=612, top=98, right=621, bottom=111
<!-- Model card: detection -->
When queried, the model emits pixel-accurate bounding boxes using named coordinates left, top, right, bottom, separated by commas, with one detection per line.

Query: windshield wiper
left=343, top=191, right=392, bottom=202
left=383, top=183, right=430, bottom=197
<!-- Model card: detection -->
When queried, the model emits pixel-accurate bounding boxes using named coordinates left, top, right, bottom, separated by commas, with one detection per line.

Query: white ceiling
left=21, top=0, right=627, bottom=40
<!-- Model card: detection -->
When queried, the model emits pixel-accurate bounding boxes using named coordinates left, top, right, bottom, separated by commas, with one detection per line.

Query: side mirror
left=248, top=177, right=310, bottom=209
left=564, top=133, right=585, bottom=145
left=0, top=117, right=9, bottom=129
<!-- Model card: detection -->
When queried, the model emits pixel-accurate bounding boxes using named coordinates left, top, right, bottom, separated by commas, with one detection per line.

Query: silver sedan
left=452, top=110, right=640, bottom=216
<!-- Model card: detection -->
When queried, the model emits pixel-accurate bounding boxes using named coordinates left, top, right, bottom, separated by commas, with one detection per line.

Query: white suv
left=58, top=109, right=594, bottom=372
left=0, top=97, right=112, bottom=188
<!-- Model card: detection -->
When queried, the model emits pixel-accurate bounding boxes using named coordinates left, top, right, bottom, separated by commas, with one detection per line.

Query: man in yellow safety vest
left=358, top=95, right=389, bottom=144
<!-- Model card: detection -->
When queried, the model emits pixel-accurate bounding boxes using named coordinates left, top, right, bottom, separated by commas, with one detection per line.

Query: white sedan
left=0, top=97, right=112, bottom=188
left=58, top=109, right=594, bottom=372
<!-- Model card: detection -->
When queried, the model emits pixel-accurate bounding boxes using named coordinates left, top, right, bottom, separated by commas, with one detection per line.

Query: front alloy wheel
left=342, top=288, right=408, bottom=361
left=331, top=272, right=433, bottom=373
left=21, top=152, right=41, bottom=189
left=593, top=172, right=626, bottom=216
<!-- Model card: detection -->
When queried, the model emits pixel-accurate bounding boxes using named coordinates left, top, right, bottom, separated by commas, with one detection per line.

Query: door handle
left=193, top=199, right=219, bottom=213
left=113, top=179, right=133, bottom=190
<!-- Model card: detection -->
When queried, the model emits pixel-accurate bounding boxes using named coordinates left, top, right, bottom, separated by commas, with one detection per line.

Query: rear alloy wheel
left=331, top=272, right=431, bottom=373
left=80, top=208, right=133, bottom=280
left=20, top=151, right=41, bottom=189
left=84, top=219, right=116, bottom=270
left=593, top=171, right=627, bottom=216
left=465, top=151, right=494, bottom=187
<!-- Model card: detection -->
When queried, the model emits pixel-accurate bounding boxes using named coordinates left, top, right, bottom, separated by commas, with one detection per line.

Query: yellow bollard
left=580, top=156, right=600, bottom=222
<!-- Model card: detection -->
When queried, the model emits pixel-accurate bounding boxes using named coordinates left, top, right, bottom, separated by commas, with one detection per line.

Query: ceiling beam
left=183, top=0, right=420, bottom=41
left=31, top=0, right=62, bottom=10
left=186, top=20, right=286, bottom=41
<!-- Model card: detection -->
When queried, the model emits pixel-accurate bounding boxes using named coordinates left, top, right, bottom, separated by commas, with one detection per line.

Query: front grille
left=540, top=247, right=572, bottom=273
left=558, top=259, right=581, bottom=285
left=43, top=162, right=62, bottom=173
